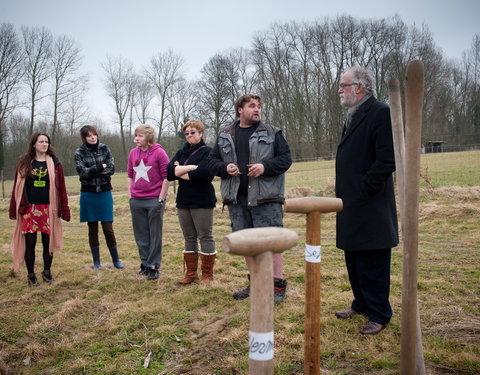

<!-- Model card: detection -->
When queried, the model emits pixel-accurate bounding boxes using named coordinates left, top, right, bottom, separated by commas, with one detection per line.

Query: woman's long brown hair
left=17, top=132, right=57, bottom=178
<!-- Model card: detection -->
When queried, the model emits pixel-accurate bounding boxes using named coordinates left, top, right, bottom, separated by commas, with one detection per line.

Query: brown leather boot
left=178, top=251, right=199, bottom=285
left=199, top=253, right=216, bottom=284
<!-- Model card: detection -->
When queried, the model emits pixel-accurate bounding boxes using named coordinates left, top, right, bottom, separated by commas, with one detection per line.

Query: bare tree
left=229, top=48, right=260, bottom=96
left=197, top=53, right=238, bottom=137
left=101, top=55, right=135, bottom=163
left=253, top=23, right=306, bottom=157
left=4, top=114, right=30, bottom=166
left=49, top=34, right=86, bottom=143
left=221, top=48, right=260, bottom=103
left=465, top=34, right=480, bottom=143
left=0, top=24, right=23, bottom=126
left=146, top=50, right=185, bottom=141
left=309, top=20, right=344, bottom=156
left=126, top=73, right=138, bottom=139
left=330, top=16, right=362, bottom=76
left=168, top=78, right=197, bottom=145
left=0, top=23, right=24, bottom=196
left=195, top=48, right=259, bottom=141
left=63, top=81, right=90, bottom=137
left=358, top=19, right=394, bottom=100
left=22, top=26, right=52, bottom=136
left=133, top=74, right=155, bottom=125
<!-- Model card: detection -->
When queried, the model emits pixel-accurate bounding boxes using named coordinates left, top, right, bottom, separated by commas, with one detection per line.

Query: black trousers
left=344, top=248, right=392, bottom=325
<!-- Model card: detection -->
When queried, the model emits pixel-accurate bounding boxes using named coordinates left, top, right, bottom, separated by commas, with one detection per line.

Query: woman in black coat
left=167, top=120, right=217, bottom=285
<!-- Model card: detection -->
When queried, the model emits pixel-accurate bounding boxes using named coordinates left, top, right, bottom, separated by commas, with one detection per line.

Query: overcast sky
left=2, top=0, right=479, bottom=124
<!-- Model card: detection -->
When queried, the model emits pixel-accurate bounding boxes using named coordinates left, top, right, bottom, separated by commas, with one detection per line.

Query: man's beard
left=340, top=91, right=357, bottom=108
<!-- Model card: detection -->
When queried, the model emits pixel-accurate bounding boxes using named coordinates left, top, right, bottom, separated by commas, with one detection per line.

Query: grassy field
left=0, top=150, right=479, bottom=374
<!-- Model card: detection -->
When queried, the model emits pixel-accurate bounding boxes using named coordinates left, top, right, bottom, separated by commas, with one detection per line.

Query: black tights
left=24, top=232, right=53, bottom=274
left=87, top=221, right=116, bottom=248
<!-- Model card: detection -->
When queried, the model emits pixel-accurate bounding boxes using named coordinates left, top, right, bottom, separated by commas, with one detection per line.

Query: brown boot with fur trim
left=199, top=253, right=216, bottom=284
left=178, top=251, right=199, bottom=285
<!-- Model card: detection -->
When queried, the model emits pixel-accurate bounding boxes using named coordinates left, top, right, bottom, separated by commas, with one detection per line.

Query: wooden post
left=387, top=60, right=425, bottom=375
left=389, top=74, right=426, bottom=375
left=285, top=197, right=343, bottom=375
left=223, top=227, right=298, bottom=375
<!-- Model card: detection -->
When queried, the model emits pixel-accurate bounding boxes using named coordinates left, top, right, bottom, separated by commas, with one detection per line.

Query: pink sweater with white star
left=127, top=144, right=170, bottom=199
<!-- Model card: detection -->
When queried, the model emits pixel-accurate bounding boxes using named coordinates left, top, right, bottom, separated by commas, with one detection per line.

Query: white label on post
left=305, top=244, right=321, bottom=263
left=249, top=331, right=274, bottom=361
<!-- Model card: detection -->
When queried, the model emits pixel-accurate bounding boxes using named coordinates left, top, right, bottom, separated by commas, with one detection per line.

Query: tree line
left=1, top=16, right=479, bottom=182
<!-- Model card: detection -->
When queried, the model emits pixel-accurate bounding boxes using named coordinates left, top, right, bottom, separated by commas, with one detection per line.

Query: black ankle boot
left=42, top=270, right=54, bottom=283
left=233, top=274, right=250, bottom=300
left=28, top=273, right=40, bottom=287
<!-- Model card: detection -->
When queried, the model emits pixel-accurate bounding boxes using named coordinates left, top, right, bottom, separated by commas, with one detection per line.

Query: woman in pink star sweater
left=127, top=124, right=170, bottom=280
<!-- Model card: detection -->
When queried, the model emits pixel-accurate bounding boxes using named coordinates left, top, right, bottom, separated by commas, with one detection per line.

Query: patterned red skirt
left=21, top=204, right=50, bottom=235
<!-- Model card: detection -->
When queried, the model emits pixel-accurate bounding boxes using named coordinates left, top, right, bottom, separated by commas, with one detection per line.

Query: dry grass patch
left=424, top=306, right=480, bottom=344
left=420, top=202, right=480, bottom=220
left=431, top=186, right=480, bottom=200
left=26, top=297, right=86, bottom=335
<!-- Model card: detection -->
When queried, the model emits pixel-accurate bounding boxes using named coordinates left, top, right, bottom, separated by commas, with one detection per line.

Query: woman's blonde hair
left=134, top=124, right=156, bottom=145
left=182, top=120, right=205, bottom=140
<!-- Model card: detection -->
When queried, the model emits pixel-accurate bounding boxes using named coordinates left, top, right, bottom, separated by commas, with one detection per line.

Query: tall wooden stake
left=390, top=60, right=425, bottom=375
left=389, top=73, right=427, bottom=375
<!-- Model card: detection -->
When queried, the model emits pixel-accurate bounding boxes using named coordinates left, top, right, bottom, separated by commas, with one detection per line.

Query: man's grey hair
left=347, top=66, right=376, bottom=96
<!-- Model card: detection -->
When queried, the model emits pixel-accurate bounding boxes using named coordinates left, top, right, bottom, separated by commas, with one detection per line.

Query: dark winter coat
left=335, top=96, right=399, bottom=251
left=74, top=142, right=114, bottom=193
left=167, top=140, right=217, bottom=209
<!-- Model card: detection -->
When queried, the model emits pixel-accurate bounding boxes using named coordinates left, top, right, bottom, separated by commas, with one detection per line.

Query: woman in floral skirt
left=9, top=132, right=70, bottom=286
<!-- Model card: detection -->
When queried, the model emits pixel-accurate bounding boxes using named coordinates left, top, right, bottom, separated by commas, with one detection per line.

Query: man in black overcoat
left=335, top=66, right=399, bottom=335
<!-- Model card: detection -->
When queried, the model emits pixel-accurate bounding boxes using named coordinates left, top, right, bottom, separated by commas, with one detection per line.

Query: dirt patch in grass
left=158, top=306, right=242, bottom=374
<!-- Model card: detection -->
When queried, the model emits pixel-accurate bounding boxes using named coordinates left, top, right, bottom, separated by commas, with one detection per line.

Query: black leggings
left=24, top=232, right=52, bottom=274
left=87, top=221, right=116, bottom=248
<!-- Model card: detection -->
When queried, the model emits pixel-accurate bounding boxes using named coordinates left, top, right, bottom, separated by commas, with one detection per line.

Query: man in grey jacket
left=208, top=94, right=292, bottom=304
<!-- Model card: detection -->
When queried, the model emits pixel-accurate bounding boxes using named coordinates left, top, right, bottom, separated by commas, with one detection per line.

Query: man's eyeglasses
left=184, top=131, right=197, bottom=136
left=339, top=82, right=359, bottom=89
